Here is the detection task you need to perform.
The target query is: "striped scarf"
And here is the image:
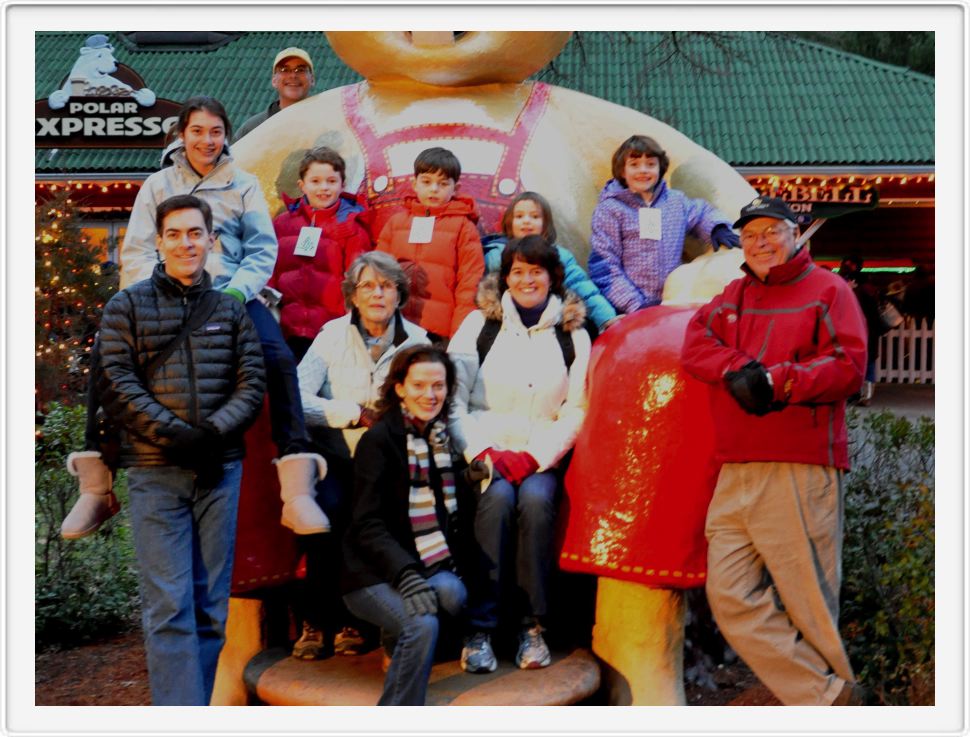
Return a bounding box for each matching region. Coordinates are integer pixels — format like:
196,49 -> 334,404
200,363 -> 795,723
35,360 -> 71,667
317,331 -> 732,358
404,413 -> 456,568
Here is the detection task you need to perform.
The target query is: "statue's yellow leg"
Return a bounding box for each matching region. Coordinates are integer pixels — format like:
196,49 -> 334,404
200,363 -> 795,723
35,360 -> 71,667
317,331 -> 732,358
592,577 -> 687,705
211,597 -> 266,705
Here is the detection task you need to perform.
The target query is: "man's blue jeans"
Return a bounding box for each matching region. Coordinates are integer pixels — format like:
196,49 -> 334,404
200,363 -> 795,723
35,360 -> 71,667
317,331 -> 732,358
344,571 -> 466,705
127,462 -> 242,706
467,471 -> 559,631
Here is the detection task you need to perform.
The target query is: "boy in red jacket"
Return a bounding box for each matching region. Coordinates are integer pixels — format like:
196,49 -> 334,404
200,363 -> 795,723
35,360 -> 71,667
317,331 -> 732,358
270,147 -> 372,361
376,147 -> 484,341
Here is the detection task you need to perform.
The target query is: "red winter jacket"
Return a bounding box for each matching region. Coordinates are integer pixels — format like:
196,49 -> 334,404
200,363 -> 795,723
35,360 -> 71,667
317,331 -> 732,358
376,190 -> 484,338
269,193 -> 372,342
681,247 -> 866,470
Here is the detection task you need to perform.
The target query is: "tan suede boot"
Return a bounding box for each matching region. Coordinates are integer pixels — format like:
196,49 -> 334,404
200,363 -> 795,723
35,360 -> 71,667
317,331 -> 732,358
274,453 -> 331,534
61,451 -> 120,539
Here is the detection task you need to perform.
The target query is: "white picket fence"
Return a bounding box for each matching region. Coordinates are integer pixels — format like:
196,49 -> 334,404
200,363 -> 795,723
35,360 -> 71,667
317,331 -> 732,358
876,319 -> 934,384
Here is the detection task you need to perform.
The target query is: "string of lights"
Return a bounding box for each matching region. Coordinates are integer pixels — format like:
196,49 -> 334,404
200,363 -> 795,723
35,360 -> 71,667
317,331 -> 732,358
35,193 -> 119,406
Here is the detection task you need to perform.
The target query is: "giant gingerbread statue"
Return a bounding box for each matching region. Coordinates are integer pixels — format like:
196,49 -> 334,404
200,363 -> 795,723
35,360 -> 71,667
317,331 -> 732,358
217,31 -> 754,705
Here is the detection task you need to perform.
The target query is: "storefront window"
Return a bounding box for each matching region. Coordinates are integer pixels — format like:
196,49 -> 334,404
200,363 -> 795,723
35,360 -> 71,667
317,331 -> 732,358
80,222 -> 126,264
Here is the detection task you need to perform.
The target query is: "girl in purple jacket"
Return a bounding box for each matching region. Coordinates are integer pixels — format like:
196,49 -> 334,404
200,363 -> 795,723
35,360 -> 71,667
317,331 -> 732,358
588,135 -> 739,314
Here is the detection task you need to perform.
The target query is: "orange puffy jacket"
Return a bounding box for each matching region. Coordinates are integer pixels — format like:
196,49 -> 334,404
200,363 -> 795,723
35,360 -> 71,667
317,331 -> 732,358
376,191 -> 484,338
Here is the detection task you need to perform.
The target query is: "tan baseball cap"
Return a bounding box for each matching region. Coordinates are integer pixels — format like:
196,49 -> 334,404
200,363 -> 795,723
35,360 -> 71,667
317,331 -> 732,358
273,47 -> 313,73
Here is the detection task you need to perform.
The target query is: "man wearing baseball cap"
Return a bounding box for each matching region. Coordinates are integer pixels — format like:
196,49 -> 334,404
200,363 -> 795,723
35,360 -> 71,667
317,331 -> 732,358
681,196 -> 872,705
235,47 -> 315,141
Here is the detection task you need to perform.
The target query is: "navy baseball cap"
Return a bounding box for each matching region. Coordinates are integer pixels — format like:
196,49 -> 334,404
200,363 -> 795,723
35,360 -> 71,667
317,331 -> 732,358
733,197 -> 798,229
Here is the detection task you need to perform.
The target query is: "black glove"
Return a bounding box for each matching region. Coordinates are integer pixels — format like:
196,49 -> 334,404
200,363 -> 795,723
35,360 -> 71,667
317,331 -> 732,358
166,421 -> 222,471
193,457 -> 226,490
396,569 -> 438,617
711,224 -> 741,249
724,361 -> 777,416
463,459 -> 490,485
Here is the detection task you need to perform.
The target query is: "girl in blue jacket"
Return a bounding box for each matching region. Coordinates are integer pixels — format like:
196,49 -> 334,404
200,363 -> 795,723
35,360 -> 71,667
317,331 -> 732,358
483,192 -> 619,335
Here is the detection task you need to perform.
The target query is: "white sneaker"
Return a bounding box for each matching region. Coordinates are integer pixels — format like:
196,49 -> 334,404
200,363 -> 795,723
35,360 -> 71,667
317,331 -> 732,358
461,631 -> 497,673
515,624 -> 551,669
292,622 -> 326,660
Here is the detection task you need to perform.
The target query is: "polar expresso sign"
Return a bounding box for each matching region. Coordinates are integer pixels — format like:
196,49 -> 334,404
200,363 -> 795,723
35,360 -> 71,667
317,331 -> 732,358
35,33 -> 182,148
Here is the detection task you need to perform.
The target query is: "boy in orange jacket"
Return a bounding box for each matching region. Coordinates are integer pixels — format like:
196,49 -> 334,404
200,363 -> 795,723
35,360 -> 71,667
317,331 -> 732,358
376,147 -> 484,340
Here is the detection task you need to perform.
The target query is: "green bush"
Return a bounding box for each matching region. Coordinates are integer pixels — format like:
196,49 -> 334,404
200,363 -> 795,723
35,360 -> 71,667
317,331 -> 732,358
841,410 -> 935,705
35,403 -> 140,648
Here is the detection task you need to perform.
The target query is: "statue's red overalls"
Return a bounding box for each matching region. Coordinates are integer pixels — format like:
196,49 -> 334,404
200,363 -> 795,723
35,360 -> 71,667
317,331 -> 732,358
342,81 -> 552,237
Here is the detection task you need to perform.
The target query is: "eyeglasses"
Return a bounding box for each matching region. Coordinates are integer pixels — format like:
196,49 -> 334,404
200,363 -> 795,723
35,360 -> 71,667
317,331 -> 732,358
740,223 -> 793,245
274,65 -> 311,76
356,280 -> 397,296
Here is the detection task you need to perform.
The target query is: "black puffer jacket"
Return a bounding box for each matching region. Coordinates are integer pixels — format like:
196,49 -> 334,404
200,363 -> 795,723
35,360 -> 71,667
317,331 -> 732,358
98,264 -> 266,467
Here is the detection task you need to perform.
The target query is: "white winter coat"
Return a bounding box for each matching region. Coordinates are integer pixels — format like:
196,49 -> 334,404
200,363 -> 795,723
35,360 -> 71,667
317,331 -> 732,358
297,310 -> 428,457
448,274 -> 591,471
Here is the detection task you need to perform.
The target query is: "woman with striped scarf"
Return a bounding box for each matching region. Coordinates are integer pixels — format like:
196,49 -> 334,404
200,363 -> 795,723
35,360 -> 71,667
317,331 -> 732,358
340,345 -> 469,706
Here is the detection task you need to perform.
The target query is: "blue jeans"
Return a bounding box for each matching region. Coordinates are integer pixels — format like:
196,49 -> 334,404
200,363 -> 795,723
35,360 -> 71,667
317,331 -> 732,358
127,461 -> 242,705
246,299 -> 309,456
343,571 -> 467,705
468,471 -> 559,630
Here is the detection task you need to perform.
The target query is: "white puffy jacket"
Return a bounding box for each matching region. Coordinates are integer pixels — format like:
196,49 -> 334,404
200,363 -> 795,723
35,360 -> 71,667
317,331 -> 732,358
297,310 -> 428,457
448,274 -> 590,471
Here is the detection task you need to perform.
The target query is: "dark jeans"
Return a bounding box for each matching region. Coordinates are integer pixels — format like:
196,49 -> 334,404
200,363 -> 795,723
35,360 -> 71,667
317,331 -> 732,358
286,335 -> 314,364
467,471 -> 559,631
344,571 -> 466,705
293,457 -> 355,635
246,300 -> 309,456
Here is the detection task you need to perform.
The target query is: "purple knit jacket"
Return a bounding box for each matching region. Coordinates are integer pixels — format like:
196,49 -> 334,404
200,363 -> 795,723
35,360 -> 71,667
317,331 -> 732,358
588,179 -> 730,313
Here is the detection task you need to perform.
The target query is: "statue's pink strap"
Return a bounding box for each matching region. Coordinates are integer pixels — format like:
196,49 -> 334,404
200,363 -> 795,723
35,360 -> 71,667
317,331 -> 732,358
342,81 -> 552,200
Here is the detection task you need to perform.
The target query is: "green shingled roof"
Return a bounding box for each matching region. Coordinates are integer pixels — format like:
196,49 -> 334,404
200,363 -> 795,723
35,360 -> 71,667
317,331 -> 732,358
535,32 -> 934,167
35,31 -> 933,175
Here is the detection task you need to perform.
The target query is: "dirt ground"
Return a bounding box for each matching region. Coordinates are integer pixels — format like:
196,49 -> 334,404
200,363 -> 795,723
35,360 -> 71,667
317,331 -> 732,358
35,631 -> 151,706
35,628 -> 778,707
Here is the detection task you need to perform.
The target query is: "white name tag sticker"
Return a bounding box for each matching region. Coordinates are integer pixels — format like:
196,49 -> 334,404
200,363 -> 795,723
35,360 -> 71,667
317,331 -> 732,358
639,208 -> 662,240
293,226 -> 322,257
408,216 -> 435,244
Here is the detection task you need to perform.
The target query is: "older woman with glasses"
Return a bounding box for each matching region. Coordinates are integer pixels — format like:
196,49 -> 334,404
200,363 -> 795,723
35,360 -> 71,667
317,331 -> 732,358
291,251 -> 429,660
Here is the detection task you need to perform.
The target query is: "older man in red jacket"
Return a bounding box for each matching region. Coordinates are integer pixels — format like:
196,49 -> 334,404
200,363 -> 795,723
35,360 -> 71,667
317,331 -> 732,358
681,196 -> 870,706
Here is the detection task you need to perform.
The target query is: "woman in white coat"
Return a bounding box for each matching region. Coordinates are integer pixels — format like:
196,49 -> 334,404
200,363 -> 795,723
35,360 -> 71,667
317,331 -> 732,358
293,250 -> 429,659
447,235 -> 590,673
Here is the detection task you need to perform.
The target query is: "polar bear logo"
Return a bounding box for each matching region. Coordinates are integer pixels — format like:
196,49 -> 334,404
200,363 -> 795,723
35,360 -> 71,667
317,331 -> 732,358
48,34 -> 156,110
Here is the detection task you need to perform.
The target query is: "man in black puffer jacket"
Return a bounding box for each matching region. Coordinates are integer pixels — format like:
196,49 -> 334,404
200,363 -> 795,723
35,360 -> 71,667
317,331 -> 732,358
98,194 -> 265,706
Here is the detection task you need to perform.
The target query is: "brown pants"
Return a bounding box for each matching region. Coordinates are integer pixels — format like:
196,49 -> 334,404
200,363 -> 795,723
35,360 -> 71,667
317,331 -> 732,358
705,462 -> 854,705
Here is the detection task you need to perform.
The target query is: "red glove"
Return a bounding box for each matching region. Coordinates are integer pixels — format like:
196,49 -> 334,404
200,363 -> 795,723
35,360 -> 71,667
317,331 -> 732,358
477,448 -> 519,483
474,448 -> 496,464
493,451 -> 539,485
